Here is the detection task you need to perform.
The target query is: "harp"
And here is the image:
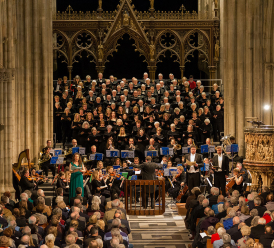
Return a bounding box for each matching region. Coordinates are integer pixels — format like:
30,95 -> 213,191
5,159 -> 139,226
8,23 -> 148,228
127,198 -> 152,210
13,149 -> 31,171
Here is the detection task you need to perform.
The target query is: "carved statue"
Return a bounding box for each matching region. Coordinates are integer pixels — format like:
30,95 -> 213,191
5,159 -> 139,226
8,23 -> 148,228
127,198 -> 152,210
98,0 -> 102,9
214,39 -> 220,59
213,0 -> 218,9
98,44 -> 104,61
123,11 -> 130,26
150,0 -> 154,9
149,43 -> 155,61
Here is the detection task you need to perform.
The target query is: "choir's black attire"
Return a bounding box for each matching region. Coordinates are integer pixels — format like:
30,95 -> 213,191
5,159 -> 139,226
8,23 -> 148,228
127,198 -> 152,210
200,123 -> 213,144
54,107 -> 63,143
87,134 -> 102,153
78,128 -> 91,149
135,134 -> 148,162
71,121 -> 82,140
61,114 -> 72,145
212,110 -> 224,141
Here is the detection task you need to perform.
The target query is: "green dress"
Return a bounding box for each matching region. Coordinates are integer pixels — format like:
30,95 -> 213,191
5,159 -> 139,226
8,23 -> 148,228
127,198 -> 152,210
69,162 -> 84,200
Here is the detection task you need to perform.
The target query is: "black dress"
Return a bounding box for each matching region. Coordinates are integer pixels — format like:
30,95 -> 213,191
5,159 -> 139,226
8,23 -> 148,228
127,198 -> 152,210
78,128 -> 91,149
71,121 -> 82,140
91,179 -> 102,195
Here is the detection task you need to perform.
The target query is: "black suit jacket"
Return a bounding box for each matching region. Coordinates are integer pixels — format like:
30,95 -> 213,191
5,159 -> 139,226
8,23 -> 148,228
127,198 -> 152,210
250,224 -> 265,239
254,205 -> 267,217
133,162 -> 162,180
260,233 -> 274,248
212,154 -> 230,175
184,153 -> 204,171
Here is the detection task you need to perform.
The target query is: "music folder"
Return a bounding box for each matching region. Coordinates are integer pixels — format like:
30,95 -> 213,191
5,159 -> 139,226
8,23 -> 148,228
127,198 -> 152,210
145,150 -> 158,157
50,157 -> 58,164
121,150 -> 135,158
89,153 -> 104,161
160,147 -> 174,156
106,149 -> 120,157
200,145 -> 208,154
54,149 -> 62,156
182,147 -> 190,154
226,145 -> 239,153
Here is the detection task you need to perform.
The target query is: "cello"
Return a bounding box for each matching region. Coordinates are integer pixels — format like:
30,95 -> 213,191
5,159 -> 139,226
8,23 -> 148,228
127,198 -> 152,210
225,171 -> 245,193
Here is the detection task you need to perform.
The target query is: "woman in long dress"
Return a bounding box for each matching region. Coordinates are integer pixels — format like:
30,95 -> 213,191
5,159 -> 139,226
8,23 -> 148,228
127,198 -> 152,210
69,153 -> 85,200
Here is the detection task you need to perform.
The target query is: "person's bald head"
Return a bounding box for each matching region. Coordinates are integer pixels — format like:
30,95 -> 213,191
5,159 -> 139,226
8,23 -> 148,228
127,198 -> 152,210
233,216 -> 240,225
70,212 -> 79,220
40,245 -> 49,248
74,198 -> 81,206
204,207 -> 211,215
21,235 -> 30,245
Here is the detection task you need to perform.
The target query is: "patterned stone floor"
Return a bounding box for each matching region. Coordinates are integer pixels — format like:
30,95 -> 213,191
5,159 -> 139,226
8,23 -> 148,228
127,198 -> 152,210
127,201 -> 191,248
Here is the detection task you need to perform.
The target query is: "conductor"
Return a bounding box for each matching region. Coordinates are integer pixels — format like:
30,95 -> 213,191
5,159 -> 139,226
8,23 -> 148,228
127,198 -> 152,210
129,156 -> 163,209
184,145 -> 204,192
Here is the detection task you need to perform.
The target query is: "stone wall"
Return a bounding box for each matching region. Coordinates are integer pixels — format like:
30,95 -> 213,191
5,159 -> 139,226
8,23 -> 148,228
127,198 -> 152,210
0,0 -> 53,194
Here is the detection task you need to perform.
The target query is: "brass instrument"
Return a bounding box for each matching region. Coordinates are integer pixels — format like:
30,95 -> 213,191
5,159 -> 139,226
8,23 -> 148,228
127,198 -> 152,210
148,145 -> 155,150
83,157 -> 92,163
38,154 -> 51,165
129,144 -> 135,150
173,143 -> 181,150
221,135 -> 237,159
64,148 -> 72,156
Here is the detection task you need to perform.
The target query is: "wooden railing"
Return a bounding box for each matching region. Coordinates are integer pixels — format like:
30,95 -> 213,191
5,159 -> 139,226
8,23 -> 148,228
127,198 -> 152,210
125,180 -> 165,215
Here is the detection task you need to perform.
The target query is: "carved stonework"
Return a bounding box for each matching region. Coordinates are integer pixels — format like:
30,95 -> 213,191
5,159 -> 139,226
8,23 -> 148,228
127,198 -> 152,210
244,127 -> 274,187
245,133 -> 274,162
52,0 -> 219,77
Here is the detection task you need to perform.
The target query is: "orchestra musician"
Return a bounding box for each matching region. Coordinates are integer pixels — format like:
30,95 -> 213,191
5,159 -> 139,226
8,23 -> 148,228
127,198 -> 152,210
106,166 -> 121,196
167,166 -> 186,199
42,140 -> 52,154
236,162 -> 248,192
212,146 -> 229,195
40,147 -> 55,177
20,169 -> 36,192
56,172 -> 69,193
232,168 -> 244,193
184,145 -> 204,192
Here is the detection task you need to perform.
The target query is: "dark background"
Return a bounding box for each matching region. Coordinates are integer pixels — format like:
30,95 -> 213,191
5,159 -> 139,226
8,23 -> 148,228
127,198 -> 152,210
55,0 -> 206,80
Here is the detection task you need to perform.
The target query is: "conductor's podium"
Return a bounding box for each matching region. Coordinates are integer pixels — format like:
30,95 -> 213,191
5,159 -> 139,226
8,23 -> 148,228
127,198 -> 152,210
125,179 -> 165,215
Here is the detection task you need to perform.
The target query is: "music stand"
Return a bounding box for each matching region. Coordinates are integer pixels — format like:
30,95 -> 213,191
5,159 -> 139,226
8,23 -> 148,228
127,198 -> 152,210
121,150 -> 135,159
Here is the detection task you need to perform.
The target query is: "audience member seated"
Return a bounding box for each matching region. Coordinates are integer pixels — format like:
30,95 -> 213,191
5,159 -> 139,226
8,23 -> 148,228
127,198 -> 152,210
250,217 -> 266,239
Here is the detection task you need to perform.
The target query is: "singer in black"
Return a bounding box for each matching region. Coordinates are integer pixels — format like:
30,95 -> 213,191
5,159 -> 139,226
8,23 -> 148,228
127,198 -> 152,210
212,146 -> 229,195
184,145 -> 204,193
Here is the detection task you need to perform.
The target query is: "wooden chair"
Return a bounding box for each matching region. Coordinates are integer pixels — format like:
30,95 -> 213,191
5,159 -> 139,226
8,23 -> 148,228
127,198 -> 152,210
255,239 -> 259,243
207,238 -> 213,248
196,218 -> 200,226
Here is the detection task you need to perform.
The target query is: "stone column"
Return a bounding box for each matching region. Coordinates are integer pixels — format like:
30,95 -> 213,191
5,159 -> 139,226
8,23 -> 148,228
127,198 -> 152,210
220,0 -> 274,155
0,0 -> 53,196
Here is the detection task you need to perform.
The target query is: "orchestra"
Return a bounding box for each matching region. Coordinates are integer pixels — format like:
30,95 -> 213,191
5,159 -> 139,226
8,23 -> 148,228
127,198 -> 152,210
12,74 -> 250,205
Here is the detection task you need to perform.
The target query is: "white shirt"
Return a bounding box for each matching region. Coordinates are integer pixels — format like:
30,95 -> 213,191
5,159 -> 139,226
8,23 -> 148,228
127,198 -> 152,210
188,153 -> 196,173
218,154 -> 222,171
